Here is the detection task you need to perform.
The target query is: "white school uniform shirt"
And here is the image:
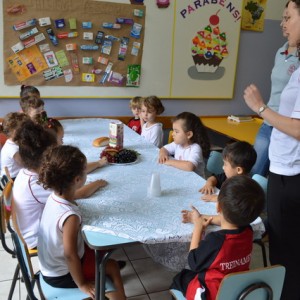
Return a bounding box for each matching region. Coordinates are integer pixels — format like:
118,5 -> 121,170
269,66 -> 300,176
141,122 -> 163,148
164,142 -> 205,178
38,193 -> 84,277
0,139 -> 21,178
13,169 -> 51,249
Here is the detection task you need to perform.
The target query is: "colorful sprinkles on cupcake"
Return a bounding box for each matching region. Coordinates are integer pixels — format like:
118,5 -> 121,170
191,10 -> 229,73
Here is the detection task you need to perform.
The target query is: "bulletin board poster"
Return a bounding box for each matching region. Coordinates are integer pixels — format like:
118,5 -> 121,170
241,0 -> 268,32
3,0 -> 145,88
171,0 -> 243,98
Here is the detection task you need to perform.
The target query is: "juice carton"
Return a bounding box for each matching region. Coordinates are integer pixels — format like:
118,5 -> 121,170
109,122 -> 124,149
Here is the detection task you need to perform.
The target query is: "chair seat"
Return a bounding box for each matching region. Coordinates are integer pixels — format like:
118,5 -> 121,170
170,289 -> 186,300
39,272 -> 115,300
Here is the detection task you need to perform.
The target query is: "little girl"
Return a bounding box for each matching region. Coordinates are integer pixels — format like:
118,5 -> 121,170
37,145 -> 126,300
140,95 -> 165,148
13,120 -> 107,249
0,112 -> 30,178
159,112 -> 210,178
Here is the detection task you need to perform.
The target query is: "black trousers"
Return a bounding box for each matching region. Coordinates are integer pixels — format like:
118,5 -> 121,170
268,172 -> 300,300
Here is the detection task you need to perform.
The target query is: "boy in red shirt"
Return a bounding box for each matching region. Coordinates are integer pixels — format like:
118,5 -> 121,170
127,96 -> 143,134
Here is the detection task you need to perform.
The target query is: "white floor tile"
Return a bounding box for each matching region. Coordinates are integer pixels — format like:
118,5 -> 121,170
127,295 -> 150,300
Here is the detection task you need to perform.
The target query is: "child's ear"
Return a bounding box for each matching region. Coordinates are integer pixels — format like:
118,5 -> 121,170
187,131 -> 193,139
236,167 -> 244,174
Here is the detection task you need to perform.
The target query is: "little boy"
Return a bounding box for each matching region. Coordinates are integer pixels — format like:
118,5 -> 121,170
200,141 -> 257,202
127,96 -> 143,134
171,175 -> 265,300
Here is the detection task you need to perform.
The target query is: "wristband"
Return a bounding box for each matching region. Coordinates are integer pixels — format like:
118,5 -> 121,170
258,105 -> 268,116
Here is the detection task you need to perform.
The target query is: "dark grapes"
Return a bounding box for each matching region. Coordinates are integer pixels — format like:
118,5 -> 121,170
100,147 -> 139,164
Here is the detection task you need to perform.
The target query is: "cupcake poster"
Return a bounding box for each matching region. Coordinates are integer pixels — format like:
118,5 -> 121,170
171,0 -> 243,98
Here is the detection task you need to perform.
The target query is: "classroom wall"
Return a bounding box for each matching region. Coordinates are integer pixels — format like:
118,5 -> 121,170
0,17 -> 286,118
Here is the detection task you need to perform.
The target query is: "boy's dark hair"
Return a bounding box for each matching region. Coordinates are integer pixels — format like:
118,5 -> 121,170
172,112 -> 211,159
218,175 -> 264,227
142,95 -> 165,115
14,120 -> 57,170
222,141 -> 257,174
38,145 -> 86,195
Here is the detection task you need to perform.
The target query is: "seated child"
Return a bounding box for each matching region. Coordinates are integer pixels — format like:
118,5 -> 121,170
38,145 -> 126,300
20,90 -> 45,121
200,141 -> 257,202
13,120 -> 107,249
128,96 -> 143,134
171,175 -> 265,300
0,112 -> 30,179
159,112 -> 210,178
140,95 -> 165,148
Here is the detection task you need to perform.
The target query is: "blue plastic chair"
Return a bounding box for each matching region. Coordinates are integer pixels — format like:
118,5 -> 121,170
170,265 -> 285,300
206,150 -> 224,175
252,174 -> 268,196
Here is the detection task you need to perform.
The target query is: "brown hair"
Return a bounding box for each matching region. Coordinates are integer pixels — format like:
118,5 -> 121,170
20,95 -> 44,114
1,112 -> 30,138
142,96 -> 165,115
38,145 -> 86,195
129,96 -> 143,109
20,85 -> 40,99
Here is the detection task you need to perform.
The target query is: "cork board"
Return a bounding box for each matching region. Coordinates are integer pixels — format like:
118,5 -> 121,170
3,0 -> 145,88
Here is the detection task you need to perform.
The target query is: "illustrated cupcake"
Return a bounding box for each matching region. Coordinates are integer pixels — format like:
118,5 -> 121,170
191,11 -> 229,73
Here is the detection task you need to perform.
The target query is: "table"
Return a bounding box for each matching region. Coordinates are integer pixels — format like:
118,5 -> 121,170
201,116 -> 263,145
61,118 -> 265,299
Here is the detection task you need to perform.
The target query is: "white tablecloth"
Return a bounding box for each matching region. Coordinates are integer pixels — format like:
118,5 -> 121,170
62,118 -> 265,271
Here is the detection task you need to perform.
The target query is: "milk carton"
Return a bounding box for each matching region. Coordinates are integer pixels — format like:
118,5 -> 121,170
109,121 -> 124,149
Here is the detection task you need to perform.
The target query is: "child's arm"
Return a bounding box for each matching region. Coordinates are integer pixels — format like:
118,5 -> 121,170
86,157 -> 108,174
63,215 -> 95,298
158,147 -> 169,163
201,194 -> 218,202
74,179 -> 108,199
13,152 -> 23,167
163,159 -> 195,171
199,176 -> 217,194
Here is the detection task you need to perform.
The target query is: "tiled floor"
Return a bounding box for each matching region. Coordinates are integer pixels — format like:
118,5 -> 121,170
0,234 -> 269,300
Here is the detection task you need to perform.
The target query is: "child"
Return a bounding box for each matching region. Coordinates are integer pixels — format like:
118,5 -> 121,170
20,92 -> 45,121
128,96 -> 143,134
13,120 -> 107,249
140,95 -> 165,148
159,112 -> 210,178
171,175 -> 265,300
0,112 -> 30,179
20,84 -> 40,100
37,145 -> 126,300
42,117 -> 108,173
200,141 -> 257,202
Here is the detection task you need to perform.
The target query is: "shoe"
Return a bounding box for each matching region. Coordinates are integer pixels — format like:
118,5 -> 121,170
117,260 -> 126,270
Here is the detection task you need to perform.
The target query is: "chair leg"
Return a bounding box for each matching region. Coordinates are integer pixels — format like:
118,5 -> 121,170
8,264 -> 20,300
254,239 -> 268,267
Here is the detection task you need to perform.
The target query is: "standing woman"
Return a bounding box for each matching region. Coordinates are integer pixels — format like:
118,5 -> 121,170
244,1 -> 300,298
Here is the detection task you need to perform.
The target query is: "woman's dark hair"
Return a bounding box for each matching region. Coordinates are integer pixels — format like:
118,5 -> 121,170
14,120 -> 57,170
172,112 -> 211,159
218,175 -> 264,227
222,141 -> 257,174
38,145 -> 86,195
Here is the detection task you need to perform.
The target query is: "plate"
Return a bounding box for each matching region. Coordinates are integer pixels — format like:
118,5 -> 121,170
109,157 -> 139,166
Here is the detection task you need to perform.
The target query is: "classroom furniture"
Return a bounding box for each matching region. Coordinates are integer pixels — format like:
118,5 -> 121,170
61,118 -> 266,299
201,116 -> 263,145
206,150 -> 224,175
170,265 -> 285,300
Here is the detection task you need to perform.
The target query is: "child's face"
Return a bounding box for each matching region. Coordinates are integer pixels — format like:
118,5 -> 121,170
27,106 -> 44,119
131,106 -> 140,118
140,104 -> 157,124
223,159 -> 241,178
172,120 -> 191,147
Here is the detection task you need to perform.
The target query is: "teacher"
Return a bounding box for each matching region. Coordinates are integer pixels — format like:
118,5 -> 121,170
243,1 -> 300,299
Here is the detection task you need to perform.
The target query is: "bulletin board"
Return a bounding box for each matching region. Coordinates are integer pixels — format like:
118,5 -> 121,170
1,0 -> 242,99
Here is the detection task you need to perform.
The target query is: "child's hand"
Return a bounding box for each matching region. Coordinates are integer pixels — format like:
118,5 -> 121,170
201,194 -> 218,202
158,147 -> 169,164
95,179 -> 108,188
181,205 -> 201,224
98,156 -> 108,168
199,183 -> 215,195
79,281 -> 95,299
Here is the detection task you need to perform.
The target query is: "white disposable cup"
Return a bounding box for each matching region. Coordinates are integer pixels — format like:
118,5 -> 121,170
148,172 -> 161,197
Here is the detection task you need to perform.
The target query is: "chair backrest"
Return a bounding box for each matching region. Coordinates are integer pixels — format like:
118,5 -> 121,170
206,150 -> 223,175
11,231 -> 39,300
168,130 -> 174,144
216,265 -> 285,300
252,174 -> 268,196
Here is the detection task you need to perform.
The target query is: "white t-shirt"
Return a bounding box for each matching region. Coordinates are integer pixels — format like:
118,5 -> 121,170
1,139 -> 21,178
269,66 -> 300,176
141,123 -> 163,148
13,169 -> 51,249
164,142 -> 205,177
38,193 -> 84,277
